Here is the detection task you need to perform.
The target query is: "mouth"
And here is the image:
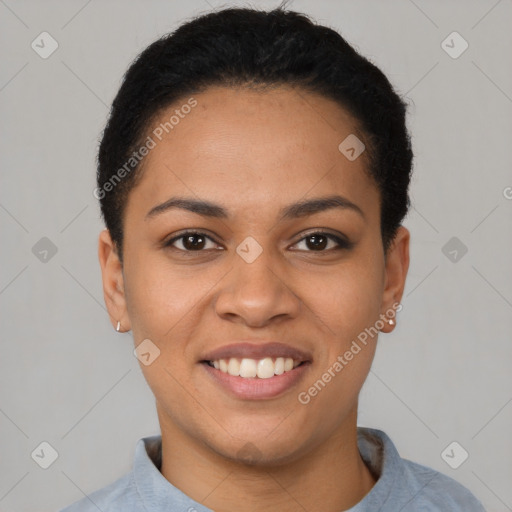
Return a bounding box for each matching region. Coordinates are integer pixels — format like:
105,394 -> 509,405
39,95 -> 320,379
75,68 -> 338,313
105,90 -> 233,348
202,357 -> 305,378
199,342 -> 312,400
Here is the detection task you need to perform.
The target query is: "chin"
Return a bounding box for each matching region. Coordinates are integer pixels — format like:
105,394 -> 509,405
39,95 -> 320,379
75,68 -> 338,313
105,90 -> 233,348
211,433 -> 308,467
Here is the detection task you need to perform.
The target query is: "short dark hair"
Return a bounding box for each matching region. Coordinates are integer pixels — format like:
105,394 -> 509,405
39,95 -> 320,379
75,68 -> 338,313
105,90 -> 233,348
97,3 -> 413,260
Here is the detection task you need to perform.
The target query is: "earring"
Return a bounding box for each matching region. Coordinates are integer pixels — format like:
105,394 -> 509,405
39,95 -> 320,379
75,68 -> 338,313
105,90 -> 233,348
116,321 -> 121,332
388,319 -> 395,326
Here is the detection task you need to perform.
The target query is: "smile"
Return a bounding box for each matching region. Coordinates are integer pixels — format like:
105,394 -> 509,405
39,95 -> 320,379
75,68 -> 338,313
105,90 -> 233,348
207,357 -> 302,379
200,341 -> 312,399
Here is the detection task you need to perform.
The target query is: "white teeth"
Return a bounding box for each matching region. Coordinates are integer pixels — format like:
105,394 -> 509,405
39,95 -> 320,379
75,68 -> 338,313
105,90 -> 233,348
209,356 -> 302,378
227,358 -> 241,376
239,358 -> 257,378
257,357 -> 275,379
274,357 -> 285,375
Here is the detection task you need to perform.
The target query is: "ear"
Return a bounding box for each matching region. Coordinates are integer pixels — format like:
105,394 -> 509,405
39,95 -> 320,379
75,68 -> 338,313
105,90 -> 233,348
98,229 -> 131,332
380,226 -> 410,333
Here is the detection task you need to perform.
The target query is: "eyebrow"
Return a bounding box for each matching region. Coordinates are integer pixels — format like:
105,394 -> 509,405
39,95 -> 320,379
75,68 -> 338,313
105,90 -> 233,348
145,194 -> 365,221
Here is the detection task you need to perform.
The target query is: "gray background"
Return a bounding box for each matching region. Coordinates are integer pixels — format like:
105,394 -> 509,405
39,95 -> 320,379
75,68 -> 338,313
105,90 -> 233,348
1,0 -> 511,511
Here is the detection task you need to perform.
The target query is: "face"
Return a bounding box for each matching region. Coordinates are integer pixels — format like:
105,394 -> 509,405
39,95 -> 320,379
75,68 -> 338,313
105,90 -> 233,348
99,85 -> 409,465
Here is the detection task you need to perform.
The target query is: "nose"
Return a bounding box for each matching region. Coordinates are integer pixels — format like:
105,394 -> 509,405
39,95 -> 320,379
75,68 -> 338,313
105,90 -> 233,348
214,245 -> 301,328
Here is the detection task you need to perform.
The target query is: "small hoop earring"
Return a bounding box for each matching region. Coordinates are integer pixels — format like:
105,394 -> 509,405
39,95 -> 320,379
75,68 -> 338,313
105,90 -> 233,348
116,321 -> 121,332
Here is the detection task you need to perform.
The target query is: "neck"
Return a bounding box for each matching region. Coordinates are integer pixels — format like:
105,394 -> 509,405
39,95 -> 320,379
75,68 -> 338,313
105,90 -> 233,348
157,405 -> 376,512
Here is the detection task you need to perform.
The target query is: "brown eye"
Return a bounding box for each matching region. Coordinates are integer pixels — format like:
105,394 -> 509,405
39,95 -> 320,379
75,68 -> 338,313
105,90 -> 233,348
166,232 -> 219,251
182,234 -> 206,250
292,232 -> 352,252
305,234 -> 329,250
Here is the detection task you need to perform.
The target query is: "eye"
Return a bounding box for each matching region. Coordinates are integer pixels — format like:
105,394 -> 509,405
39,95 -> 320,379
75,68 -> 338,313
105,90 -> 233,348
165,231 -> 221,252
291,231 -> 352,252
164,230 -> 352,253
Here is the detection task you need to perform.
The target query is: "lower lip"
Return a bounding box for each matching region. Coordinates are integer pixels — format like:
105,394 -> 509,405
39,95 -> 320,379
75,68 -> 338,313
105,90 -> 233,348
201,362 -> 311,400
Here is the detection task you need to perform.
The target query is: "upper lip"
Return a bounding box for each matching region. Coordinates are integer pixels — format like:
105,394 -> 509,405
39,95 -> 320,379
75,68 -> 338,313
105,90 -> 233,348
201,342 -> 312,363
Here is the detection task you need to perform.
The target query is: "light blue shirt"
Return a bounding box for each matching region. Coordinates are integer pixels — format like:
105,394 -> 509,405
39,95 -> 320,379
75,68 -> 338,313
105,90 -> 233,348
60,427 -> 485,511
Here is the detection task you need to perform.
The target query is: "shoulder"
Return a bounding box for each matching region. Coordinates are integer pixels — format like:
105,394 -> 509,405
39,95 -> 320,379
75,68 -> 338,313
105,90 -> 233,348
398,458 -> 486,511
58,472 -> 141,512
356,427 -> 486,512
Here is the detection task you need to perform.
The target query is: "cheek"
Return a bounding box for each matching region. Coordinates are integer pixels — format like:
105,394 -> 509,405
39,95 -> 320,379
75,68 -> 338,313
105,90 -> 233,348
294,255 -> 383,407
123,253 -> 214,341
304,259 -> 384,344
296,283 -> 380,434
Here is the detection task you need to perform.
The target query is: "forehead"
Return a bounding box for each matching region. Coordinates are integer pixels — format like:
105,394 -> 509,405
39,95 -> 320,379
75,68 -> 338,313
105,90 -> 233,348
127,85 -> 378,220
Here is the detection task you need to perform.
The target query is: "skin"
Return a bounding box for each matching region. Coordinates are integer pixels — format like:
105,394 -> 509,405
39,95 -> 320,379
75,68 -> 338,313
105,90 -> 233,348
98,85 -> 409,512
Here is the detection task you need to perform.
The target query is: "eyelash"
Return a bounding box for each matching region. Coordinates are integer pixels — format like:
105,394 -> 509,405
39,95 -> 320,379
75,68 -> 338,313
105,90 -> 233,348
164,230 -> 353,253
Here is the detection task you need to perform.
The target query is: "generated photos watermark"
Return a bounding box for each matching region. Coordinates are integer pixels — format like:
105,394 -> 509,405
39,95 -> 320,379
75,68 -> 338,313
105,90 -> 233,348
298,302 -> 402,405
93,97 -> 197,200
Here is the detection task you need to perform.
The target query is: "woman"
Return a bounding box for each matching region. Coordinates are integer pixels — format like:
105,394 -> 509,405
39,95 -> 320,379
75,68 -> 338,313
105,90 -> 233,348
61,4 -> 485,511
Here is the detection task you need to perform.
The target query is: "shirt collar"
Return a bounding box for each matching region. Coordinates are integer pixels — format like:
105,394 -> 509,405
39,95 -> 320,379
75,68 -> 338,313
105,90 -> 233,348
132,427 -> 401,511
133,434 -> 212,511
353,427 -> 403,510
